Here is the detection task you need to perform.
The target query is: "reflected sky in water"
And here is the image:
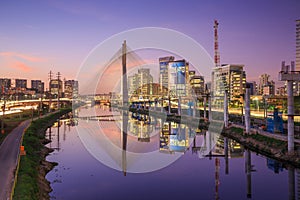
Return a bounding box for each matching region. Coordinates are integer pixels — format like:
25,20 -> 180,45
46,106 -> 297,200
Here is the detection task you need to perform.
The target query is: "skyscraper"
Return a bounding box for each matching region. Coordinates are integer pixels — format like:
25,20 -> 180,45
50,79 -> 63,97
31,80 -> 44,93
247,81 -> 257,95
64,80 -> 79,98
0,78 -> 11,93
128,68 -> 153,97
159,56 -> 174,95
136,68 -> 153,96
167,59 -> 189,97
15,79 -> 27,89
258,74 -> 270,95
212,64 -> 246,104
189,75 -> 205,96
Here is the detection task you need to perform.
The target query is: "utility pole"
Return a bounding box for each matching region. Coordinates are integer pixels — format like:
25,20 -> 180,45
48,70 -> 53,112
57,72 -> 61,110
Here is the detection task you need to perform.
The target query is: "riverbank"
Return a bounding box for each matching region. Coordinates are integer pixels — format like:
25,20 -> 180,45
222,126 -> 300,168
12,108 -> 72,200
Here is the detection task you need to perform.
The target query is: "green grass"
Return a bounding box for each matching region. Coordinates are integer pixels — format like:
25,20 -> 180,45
229,127 -> 244,134
0,110 -> 39,145
248,133 -> 287,149
13,108 -> 72,200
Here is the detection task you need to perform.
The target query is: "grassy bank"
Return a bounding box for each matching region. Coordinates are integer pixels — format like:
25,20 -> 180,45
0,110 -> 39,145
222,126 -> 300,167
13,108 -> 72,200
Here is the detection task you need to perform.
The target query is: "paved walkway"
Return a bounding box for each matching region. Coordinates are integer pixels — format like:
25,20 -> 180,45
0,111 -> 59,200
231,124 -> 300,144
0,120 -> 31,200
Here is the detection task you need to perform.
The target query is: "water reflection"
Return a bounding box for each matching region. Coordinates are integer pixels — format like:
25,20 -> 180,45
159,121 -> 190,154
45,106 -> 300,200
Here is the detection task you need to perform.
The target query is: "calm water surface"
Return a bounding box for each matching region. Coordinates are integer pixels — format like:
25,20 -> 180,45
46,106 -> 299,200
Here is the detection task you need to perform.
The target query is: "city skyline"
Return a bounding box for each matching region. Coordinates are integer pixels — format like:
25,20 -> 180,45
1,1 -> 300,90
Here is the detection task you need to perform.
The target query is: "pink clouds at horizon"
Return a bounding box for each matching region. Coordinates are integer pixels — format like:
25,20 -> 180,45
9,61 -> 32,72
0,51 -> 46,62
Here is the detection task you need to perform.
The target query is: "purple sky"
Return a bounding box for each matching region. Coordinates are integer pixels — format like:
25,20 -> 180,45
0,0 -> 299,89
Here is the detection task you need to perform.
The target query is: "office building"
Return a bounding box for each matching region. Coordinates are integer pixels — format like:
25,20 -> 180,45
31,80 -> 44,93
276,86 -> 286,96
211,64 -> 246,104
263,80 -> 275,96
50,79 -> 63,97
159,56 -> 174,96
247,81 -> 257,95
15,79 -> 27,89
189,75 -> 205,96
258,74 -> 270,95
64,80 -> 79,98
168,59 -> 189,97
0,78 -> 11,94
128,68 -> 153,97
136,68 -> 153,96
128,75 -> 137,95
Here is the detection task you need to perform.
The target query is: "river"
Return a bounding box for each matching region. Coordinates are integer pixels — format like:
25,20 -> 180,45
45,105 -> 299,200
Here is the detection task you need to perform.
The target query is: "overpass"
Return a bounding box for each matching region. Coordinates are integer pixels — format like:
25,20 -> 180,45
0,98 -> 73,113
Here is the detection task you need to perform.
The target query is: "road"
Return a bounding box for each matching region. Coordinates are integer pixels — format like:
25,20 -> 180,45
0,120 -> 30,200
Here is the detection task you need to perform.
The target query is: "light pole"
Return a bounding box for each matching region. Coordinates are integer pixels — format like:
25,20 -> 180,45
1,81 -> 7,134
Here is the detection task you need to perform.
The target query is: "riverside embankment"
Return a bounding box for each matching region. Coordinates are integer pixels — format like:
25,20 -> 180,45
12,108 -> 72,200
222,125 -> 300,168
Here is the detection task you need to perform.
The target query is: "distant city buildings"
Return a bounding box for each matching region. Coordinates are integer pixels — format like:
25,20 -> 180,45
263,81 -> 275,96
0,78 -> 11,94
128,68 -> 153,97
189,74 -> 205,96
15,79 -> 27,89
211,64 -> 246,104
0,76 -> 79,100
159,56 -> 174,96
168,59 -> 189,97
31,80 -> 44,94
49,79 -> 63,98
159,57 -> 190,97
64,80 -> 79,98
276,86 -> 286,96
247,81 -> 257,95
258,74 -> 270,95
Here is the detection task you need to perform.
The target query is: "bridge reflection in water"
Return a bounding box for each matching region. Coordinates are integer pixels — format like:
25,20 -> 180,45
45,105 -> 300,200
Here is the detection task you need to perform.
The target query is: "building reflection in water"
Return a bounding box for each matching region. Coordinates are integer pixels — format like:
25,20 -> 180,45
74,104 -> 300,198
46,113 -> 78,151
159,121 -> 191,154
267,158 -> 284,174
